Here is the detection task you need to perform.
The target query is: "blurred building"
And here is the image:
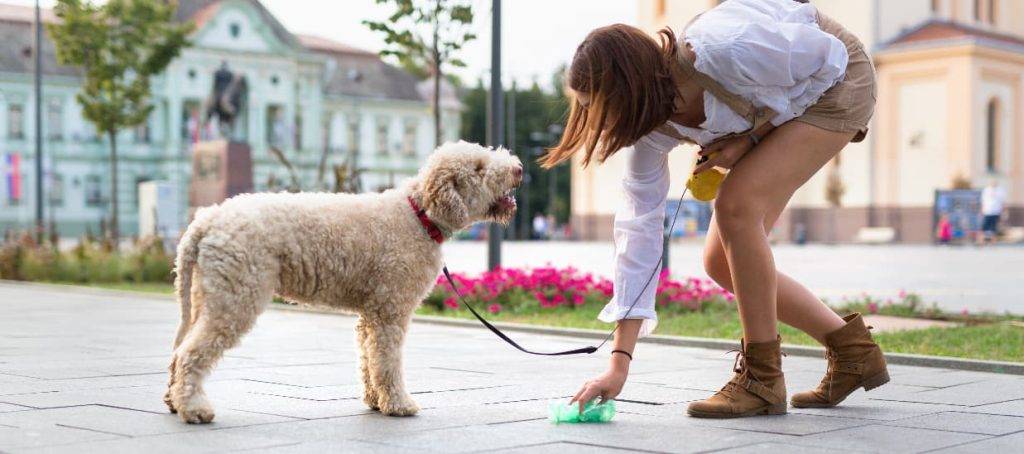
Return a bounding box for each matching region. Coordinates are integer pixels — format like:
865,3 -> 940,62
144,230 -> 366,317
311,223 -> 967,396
0,0 -> 460,237
572,0 -> 1023,242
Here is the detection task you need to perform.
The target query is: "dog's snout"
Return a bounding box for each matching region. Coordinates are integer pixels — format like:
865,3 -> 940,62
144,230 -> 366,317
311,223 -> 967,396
513,165 -> 523,179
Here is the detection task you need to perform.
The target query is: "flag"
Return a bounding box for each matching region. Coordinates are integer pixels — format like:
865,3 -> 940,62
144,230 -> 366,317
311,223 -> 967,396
4,153 -> 20,202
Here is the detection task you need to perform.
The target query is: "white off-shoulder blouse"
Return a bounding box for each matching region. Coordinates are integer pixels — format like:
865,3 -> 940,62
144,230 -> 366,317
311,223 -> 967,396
598,0 -> 849,337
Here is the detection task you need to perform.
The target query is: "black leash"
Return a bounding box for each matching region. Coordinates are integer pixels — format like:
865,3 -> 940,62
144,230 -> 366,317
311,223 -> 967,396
441,187 -> 690,356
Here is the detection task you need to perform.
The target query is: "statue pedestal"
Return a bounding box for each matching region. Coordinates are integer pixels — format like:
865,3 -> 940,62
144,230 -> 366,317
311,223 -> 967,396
189,140 -> 253,214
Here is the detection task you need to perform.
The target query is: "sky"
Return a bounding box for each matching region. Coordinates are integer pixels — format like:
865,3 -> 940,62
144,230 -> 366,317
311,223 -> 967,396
15,0 -> 636,89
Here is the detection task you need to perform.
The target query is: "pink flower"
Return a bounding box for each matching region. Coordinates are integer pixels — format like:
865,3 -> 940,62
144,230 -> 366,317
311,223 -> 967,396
867,302 -> 878,314
961,308 -> 969,316
572,293 -> 585,306
443,297 -> 459,310
488,303 -> 502,314
898,289 -> 907,299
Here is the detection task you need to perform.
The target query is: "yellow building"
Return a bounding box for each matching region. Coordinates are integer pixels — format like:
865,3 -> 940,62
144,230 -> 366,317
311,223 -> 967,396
571,0 -> 1024,242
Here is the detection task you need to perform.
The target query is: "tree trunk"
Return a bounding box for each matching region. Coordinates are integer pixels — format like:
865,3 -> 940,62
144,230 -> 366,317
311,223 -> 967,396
107,129 -> 120,246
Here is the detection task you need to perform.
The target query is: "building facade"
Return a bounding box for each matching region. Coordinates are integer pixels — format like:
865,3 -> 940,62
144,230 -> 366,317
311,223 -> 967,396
572,0 -> 1023,242
0,0 -> 460,238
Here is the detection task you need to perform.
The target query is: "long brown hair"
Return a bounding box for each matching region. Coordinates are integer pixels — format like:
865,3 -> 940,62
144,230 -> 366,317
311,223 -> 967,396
542,25 -> 681,168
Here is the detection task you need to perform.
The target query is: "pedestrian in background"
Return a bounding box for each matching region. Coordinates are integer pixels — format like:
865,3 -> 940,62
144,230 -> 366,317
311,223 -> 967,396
980,180 -> 1006,245
936,214 -> 953,245
532,213 -> 548,240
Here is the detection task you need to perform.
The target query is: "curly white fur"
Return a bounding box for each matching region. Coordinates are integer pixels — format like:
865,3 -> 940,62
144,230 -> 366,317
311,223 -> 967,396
164,141 -> 522,423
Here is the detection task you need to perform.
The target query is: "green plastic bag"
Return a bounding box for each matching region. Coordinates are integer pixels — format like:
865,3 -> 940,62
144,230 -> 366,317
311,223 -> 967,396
549,399 -> 616,424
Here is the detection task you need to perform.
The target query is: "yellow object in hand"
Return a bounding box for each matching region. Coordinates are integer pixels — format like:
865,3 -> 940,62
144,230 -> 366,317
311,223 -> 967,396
686,153 -> 726,201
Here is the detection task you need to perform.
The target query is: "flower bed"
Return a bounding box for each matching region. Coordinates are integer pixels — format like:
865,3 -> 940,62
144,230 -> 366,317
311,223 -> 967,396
424,266 -> 735,315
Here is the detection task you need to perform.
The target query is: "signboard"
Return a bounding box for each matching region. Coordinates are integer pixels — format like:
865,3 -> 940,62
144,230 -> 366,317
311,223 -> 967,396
665,199 -> 712,238
934,189 -> 982,242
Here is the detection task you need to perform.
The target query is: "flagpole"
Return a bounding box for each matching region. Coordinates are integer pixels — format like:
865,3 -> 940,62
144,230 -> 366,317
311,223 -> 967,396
33,0 -> 44,241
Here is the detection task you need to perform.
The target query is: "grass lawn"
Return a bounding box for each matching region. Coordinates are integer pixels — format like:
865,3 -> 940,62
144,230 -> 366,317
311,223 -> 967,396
77,281 -> 1022,363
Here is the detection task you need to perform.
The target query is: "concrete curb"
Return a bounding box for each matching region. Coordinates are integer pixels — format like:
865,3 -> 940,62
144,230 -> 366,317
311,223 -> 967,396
4,280 -> 1022,375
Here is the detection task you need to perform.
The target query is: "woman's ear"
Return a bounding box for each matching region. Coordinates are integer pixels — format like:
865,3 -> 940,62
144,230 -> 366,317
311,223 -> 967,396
422,170 -> 469,229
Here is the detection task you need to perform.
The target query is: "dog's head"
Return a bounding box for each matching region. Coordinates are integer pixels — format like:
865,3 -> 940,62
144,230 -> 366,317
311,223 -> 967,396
414,141 -> 522,232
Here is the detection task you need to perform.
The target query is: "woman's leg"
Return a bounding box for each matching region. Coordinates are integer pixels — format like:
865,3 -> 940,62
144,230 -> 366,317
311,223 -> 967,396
703,206 -> 844,344
710,121 -> 853,343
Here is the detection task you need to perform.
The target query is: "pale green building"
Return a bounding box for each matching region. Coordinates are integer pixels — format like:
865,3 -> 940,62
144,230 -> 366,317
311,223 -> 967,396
0,0 -> 461,237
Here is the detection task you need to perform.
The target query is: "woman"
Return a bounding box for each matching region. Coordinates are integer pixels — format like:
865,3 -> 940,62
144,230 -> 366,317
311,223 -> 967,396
544,0 -> 889,418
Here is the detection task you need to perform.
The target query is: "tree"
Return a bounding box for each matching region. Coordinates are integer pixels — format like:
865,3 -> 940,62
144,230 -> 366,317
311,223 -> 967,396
364,0 -> 475,147
49,0 -> 192,243
461,71 -> 571,239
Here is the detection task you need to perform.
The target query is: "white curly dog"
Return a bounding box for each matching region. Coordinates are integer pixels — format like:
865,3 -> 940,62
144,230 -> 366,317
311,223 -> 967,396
164,141 -> 522,423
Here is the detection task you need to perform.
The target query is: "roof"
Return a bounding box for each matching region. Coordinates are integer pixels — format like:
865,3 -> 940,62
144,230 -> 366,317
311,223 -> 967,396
176,0 -> 300,49
881,20 -> 1024,53
295,34 -> 374,56
313,46 -> 425,102
0,5 -> 77,77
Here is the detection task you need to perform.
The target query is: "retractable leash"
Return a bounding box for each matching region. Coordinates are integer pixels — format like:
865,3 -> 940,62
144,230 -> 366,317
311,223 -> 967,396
441,185 -> 691,356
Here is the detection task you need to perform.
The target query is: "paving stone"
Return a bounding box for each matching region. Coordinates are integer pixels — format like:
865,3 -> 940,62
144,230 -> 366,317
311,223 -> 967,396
931,431 -> 1024,453
876,379 -> 1024,406
0,423 -> 125,450
21,428 -> 299,453
790,395 -> 961,421
960,399 -> 1024,417
692,413 -> 872,436
0,404 -> 296,438
491,441 -> 654,453
0,402 -> 32,413
791,424 -> 990,452
242,439 -> 431,453
713,441 -> 858,453
886,411 -> 1024,435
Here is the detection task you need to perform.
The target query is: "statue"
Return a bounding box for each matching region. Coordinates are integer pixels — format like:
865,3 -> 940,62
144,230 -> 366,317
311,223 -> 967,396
204,61 -> 248,138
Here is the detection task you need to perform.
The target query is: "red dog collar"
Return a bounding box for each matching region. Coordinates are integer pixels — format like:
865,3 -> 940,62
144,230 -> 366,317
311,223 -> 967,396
408,197 -> 446,244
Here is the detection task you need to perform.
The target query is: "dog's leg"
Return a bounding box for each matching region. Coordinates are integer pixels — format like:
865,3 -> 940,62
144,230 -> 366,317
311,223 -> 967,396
169,287 -> 266,424
364,312 -> 419,416
165,277 -> 203,414
356,316 -> 380,410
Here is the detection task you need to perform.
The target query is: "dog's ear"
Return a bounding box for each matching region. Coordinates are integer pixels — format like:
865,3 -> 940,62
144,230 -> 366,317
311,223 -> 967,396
422,167 -> 469,229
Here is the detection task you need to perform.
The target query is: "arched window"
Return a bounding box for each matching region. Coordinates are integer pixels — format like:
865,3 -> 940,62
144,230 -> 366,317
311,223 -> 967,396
986,98 -> 1000,173
974,0 -> 982,21
989,0 -> 998,24
931,0 -> 941,14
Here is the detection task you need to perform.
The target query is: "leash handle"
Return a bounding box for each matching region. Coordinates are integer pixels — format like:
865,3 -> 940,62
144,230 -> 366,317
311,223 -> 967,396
441,187 -> 690,357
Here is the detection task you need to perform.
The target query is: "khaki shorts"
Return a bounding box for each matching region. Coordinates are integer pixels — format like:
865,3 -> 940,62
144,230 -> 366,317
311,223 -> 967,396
796,13 -> 877,143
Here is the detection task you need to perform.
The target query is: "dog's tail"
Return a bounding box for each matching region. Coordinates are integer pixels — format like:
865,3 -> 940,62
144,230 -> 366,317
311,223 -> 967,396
172,221 -> 204,350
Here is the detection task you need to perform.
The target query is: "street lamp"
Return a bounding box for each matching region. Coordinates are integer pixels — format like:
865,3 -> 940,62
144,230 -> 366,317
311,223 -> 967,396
487,0 -> 503,270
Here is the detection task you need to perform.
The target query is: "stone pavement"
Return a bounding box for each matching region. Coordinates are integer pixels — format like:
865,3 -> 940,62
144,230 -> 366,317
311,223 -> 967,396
2,282 -> 1023,453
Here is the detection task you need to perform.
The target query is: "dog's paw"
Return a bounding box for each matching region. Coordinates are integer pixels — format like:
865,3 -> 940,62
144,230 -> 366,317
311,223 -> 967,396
363,392 -> 381,411
379,394 -> 419,417
177,395 -> 216,424
163,390 -> 177,414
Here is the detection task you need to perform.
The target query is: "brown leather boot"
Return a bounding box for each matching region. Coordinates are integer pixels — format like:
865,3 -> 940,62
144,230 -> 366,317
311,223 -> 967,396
791,313 -> 890,408
687,338 -> 787,418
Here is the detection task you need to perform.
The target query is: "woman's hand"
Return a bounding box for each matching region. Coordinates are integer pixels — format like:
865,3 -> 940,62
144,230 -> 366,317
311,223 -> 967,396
570,356 -> 630,413
692,134 -> 755,175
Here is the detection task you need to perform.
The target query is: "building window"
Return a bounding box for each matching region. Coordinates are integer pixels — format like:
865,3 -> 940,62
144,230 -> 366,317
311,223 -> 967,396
229,22 -> 241,38
402,118 -> 418,156
182,100 -> 201,142
46,99 -> 63,141
294,113 -> 303,150
8,104 -> 24,140
134,122 -> 150,143
48,173 -> 64,207
347,115 -> 360,154
974,0 -> 981,20
266,105 -> 285,148
376,117 -> 390,155
989,0 -> 997,24
85,174 -> 103,206
985,98 -> 1000,173
931,0 -> 940,13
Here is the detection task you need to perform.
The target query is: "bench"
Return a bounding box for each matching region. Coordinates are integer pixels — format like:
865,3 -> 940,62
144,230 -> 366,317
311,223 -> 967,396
855,227 -> 896,244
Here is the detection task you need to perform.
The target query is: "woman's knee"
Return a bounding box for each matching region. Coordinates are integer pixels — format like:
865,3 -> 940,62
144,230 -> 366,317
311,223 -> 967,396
713,189 -> 766,236
703,245 -> 732,289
